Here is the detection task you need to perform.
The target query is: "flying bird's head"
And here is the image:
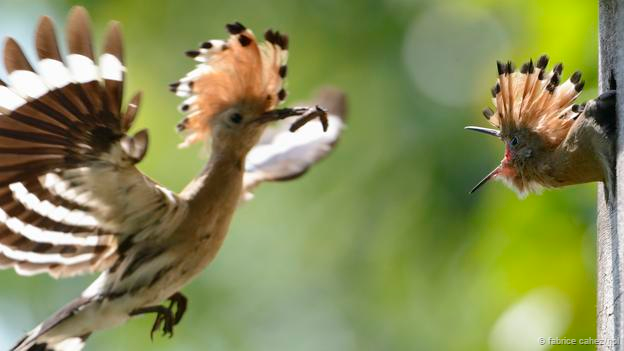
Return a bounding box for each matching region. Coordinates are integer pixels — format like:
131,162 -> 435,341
171,22 -> 292,155
466,55 -> 586,196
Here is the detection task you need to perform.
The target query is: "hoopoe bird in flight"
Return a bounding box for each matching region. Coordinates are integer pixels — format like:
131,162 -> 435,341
465,55 -> 616,197
2,6 -> 347,351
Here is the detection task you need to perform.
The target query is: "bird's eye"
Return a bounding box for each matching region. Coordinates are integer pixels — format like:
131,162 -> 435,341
230,113 -> 243,124
510,136 -> 519,147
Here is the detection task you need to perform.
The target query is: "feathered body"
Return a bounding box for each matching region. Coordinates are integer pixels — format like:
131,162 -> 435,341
1,7 -> 346,351
467,55 -> 615,196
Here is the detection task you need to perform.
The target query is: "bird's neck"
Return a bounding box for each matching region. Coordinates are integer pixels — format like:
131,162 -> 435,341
541,136 -> 606,187
172,146 -> 247,276
181,147 -> 246,214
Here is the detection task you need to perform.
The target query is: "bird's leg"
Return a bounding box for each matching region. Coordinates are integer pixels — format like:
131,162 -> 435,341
130,305 -> 175,339
254,105 -> 328,132
167,292 -> 188,325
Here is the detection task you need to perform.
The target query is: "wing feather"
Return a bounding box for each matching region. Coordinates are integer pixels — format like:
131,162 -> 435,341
101,21 -> 124,116
4,38 -> 35,72
0,6 -> 183,278
35,16 -> 63,61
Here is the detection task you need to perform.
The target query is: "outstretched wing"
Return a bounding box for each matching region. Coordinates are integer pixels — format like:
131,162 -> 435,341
0,7 -> 182,278
242,87 -> 347,201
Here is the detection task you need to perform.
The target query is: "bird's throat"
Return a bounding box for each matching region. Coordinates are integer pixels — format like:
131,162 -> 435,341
181,149 -> 246,212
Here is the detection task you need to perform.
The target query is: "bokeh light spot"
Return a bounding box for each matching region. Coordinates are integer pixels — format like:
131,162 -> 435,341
403,4 -> 509,107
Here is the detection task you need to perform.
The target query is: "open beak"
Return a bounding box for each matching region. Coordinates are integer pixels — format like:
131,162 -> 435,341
465,125 -> 503,194
254,106 -> 328,132
464,126 -> 501,138
470,166 -> 500,194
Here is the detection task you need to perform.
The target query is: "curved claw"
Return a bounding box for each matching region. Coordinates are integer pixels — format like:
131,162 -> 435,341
130,304 -> 177,340
150,307 -> 174,339
168,292 -> 188,325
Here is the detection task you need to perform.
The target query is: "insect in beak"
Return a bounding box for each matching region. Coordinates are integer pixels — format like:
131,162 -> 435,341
464,126 -> 501,138
470,166 -> 500,194
254,106 -> 328,132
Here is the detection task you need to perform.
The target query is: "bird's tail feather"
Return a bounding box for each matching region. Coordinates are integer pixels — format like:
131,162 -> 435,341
12,334 -> 90,351
11,297 -> 94,351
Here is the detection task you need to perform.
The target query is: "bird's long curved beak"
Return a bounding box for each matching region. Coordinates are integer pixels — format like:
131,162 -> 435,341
470,166 -> 500,194
465,126 -> 502,193
464,126 -> 501,138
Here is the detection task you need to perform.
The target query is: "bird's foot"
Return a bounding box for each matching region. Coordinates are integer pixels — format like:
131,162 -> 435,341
150,307 -> 175,339
167,292 -> 188,325
130,299 -> 182,340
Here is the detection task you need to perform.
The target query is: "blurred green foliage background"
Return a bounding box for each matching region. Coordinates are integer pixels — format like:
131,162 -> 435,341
0,0 -> 601,350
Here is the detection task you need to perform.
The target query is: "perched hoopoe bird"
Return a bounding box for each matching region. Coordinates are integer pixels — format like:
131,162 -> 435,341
466,54 -> 616,197
3,7 -> 347,351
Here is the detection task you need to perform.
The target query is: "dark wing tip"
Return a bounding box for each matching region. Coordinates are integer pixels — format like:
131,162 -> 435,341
35,15 -> 63,61
103,21 -> 124,62
36,16 -> 55,36
4,37 -> 34,72
66,5 -> 94,58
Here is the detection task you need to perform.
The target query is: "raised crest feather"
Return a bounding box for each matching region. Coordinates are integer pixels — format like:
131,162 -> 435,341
466,54 -> 603,196
171,22 -> 289,147
487,54 -> 584,146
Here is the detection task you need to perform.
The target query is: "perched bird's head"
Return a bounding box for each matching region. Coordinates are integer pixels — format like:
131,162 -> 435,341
466,55 -> 586,196
171,22 -> 290,154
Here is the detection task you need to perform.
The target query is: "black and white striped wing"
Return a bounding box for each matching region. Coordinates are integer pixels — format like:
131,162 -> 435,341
243,87 -> 347,200
0,7 -> 178,278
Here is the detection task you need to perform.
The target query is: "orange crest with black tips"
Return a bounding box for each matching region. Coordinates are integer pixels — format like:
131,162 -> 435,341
467,55 -> 587,196
484,55 -> 585,145
170,22 -> 289,147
